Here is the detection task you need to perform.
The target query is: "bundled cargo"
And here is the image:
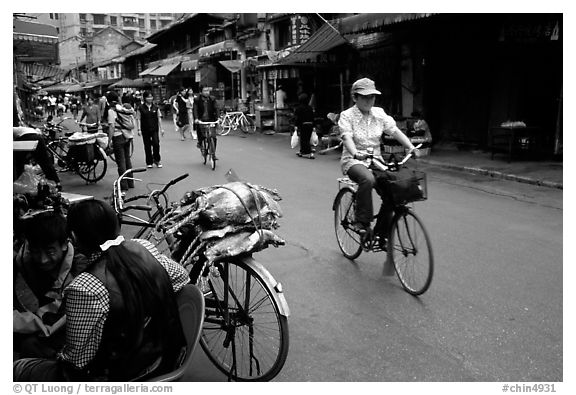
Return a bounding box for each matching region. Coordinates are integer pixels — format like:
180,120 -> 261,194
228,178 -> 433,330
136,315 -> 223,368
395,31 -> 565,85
158,181 -> 285,268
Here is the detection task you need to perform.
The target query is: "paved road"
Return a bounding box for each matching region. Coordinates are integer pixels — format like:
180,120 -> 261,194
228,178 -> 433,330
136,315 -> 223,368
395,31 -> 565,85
57,121 -> 563,382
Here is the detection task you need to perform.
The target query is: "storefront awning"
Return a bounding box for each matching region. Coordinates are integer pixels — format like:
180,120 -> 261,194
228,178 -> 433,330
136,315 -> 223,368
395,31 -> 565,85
148,62 -> 180,76
181,59 -> 199,71
219,60 -> 242,73
199,40 -> 241,57
139,64 -> 160,77
340,13 -> 435,34
276,22 -> 351,65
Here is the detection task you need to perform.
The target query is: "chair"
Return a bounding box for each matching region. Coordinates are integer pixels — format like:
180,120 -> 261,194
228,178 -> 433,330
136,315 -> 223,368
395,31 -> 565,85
147,284 -> 205,382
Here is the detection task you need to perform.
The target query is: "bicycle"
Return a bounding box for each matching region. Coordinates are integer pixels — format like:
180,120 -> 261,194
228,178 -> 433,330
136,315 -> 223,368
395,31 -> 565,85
218,111 -> 256,136
112,168 -> 290,381
333,145 -> 433,296
197,121 -> 219,170
43,120 -> 108,183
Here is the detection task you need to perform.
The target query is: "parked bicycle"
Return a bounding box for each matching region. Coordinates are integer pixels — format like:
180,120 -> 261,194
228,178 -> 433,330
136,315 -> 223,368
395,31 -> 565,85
218,111 -> 256,136
43,120 -> 108,183
333,145 -> 433,295
112,168 -> 290,381
197,120 -> 219,170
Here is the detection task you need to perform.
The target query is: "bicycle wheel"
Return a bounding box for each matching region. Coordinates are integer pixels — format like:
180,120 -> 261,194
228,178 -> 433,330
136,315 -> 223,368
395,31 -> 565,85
218,116 -> 231,136
201,138 -> 208,165
209,137 -> 216,171
387,209 -> 433,296
239,116 -> 256,134
76,146 -> 107,183
333,188 -> 363,260
200,259 -> 289,381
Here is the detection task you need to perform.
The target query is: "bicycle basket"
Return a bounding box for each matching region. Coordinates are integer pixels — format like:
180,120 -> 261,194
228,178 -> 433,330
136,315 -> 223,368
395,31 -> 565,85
68,143 -> 95,163
388,170 -> 427,205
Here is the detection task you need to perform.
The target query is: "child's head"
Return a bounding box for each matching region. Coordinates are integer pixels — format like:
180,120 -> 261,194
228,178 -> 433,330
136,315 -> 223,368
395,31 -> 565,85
23,211 -> 69,273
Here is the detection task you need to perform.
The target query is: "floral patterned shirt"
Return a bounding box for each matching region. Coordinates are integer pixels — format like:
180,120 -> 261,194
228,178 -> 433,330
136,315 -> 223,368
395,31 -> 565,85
338,105 -> 401,175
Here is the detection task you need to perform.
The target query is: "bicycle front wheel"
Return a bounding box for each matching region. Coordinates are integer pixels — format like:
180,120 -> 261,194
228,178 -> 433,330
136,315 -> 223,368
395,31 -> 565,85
209,137 -> 216,171
387,210 -> 433,296
333,188 -> 363,260
201,259 -> 289,381
218,117 -> 231,136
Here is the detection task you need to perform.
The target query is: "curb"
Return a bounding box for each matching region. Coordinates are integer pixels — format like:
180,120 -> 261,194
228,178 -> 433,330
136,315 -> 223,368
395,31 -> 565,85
419,158 -> 563,190
259,133 -> 563,190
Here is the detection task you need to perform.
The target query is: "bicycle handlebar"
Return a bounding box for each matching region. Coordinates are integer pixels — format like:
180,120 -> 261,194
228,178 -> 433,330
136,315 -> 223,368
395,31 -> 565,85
367,143 -> 423,171
159,173 -> 189,195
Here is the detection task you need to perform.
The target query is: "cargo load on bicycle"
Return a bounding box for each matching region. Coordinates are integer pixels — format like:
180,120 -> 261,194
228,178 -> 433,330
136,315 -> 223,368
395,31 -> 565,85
158,181 -> 285,268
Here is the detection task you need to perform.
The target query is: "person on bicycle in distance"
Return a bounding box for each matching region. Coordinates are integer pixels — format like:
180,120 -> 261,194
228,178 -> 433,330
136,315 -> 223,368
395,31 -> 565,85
193,86 -> 219,159
13,199 -> 189,381
339,77 -> 419,234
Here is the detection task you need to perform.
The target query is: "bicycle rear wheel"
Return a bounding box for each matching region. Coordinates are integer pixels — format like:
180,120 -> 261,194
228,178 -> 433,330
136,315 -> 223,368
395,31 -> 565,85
387,209 -> 433,296
76,146 -> 107,183
200,259 -> 289,381
240,116 -> 256,134
333,188 -> 363,260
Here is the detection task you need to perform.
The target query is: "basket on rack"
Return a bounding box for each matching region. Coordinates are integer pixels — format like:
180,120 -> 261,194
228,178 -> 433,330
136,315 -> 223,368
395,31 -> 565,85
388,170 -> 427,205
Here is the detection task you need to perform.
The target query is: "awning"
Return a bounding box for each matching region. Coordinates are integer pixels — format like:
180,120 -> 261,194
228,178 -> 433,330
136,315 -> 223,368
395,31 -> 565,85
82,78 -> 120,89
65,84 -> 84,93
139,64 -> 160,77
181,59 -> 199,71
148,62 -> 180,76
340,13 -> 435,34
199,40 -> 241,58
219,60 -> 242,73
109,78 -> 151,88
44,82 -> 75,93
276,22 -> 351,65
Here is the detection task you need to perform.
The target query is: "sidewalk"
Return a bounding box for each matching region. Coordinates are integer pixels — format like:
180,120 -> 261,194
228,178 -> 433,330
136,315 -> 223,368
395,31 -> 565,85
270,132 -> 563,190
418,142 -> 563,190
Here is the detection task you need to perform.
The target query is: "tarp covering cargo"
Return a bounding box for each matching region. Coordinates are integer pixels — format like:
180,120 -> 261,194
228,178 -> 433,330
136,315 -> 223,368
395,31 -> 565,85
158,181 -> 285,268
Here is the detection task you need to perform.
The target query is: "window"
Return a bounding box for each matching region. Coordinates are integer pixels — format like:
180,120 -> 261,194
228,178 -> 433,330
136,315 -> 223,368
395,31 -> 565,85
110,16 -> 117,26
80,27 -> 87,36
49,13 -> 53,19
56,27 -> 60,34
55,13 -> 58,20
139,18 -> 145,28
276,19 -> 291,49
123,16 -> 137,27
93,14 -> 106,25
161,19 -> 170,28
79,13 -> 86,22
150,20 -> 156,30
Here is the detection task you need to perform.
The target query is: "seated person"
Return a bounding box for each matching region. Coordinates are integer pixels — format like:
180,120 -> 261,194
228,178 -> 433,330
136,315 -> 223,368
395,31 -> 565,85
14,199 -> 190,381
14,211 -> 88,359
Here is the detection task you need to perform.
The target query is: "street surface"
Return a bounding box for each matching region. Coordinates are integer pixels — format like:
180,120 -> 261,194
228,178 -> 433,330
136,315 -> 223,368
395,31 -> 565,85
56,119 -> 563,382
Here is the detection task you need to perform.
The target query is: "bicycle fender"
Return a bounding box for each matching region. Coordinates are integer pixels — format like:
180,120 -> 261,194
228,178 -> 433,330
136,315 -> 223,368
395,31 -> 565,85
332,187 -> 355,211
96,145 -> 108,160
240,256 -> 291,318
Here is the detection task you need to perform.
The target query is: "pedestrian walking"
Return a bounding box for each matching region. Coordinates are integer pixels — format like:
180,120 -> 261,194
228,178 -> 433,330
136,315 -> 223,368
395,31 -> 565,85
47,95 -> 57,117
104,91 -> 135,193
294,93 -> 315,159
136,91 -> 164,168
168,93 -> 178,133
173,88 -> 191,141
186,88 -> 197,140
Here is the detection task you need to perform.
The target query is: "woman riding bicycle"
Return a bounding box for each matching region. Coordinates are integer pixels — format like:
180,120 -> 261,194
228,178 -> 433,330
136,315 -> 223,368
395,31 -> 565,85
339,78 -> 420,234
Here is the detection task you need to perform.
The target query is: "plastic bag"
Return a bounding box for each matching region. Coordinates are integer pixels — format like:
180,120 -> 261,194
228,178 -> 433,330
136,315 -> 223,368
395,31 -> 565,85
290,130 -> 299,149
13,165 -> 43,195
311,129 -> 319,146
